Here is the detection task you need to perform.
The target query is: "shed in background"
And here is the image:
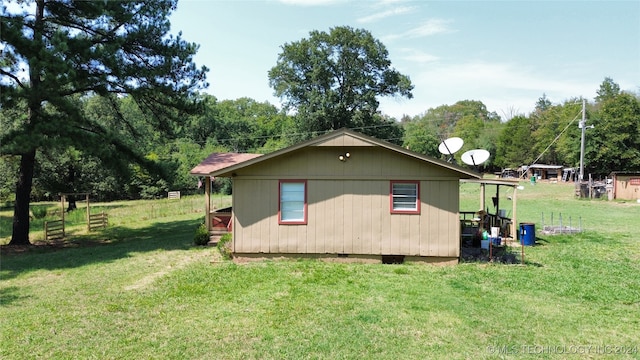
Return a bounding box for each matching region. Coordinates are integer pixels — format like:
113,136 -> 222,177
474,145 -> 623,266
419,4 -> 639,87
609,172 -> 640,201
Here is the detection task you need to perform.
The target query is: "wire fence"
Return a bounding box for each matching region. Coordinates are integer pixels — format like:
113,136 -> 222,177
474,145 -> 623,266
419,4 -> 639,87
540,212 -> 583,235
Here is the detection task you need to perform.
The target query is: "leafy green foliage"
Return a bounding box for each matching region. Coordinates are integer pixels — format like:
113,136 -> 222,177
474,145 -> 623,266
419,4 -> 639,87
29,205 -> 47,219
268,26 -> 413,140
216,233 -> 233,259
528,100 -> 583,166
403,100 -> 502,168
595,77 -> 621,103
495,116 -> 535,168
193,223 -> 210,246
588,92 -> 640,173
402,120 -> 440,157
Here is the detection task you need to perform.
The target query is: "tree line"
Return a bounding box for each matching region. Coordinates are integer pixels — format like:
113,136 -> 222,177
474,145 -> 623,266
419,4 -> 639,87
2,77 -> 637,205
403,78 -> 640,175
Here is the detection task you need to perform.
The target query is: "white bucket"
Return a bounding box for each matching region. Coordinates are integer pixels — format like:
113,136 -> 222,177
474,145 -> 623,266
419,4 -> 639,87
491,227 -> 500,238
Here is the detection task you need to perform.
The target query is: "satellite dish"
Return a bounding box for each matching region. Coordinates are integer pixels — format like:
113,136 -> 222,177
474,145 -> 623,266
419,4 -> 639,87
461,149 -> 490,166
438,137 -> 464,155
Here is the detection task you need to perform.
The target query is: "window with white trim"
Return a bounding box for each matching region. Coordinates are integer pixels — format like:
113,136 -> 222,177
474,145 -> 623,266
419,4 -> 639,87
390,181 -> 420,214
279,180 -> 307,224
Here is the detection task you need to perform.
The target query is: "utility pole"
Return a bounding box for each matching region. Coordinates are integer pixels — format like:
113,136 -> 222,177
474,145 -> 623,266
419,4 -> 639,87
579,99 -> 586,182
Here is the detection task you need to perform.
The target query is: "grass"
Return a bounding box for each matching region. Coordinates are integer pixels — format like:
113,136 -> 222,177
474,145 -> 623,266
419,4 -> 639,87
1,183 -> 639,359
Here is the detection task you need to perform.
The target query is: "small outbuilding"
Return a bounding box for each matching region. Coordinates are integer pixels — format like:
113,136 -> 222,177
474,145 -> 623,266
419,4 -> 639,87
608,172 -> 640,201
519,164 -> 563,181
197,128 -> 481,264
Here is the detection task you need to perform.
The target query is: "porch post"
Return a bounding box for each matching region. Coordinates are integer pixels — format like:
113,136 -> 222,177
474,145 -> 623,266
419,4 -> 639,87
205,176 -> 211,232
511,186 -> 517,239
479,183 -> 486,211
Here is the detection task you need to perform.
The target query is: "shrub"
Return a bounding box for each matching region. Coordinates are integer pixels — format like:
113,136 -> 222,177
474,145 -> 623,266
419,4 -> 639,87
217,233 -> 233,260
31,205 -> 48,219
193,223 -> 209,246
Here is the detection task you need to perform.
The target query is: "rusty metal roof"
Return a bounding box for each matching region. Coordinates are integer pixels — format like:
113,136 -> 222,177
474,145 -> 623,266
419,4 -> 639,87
189,152 -> 262,176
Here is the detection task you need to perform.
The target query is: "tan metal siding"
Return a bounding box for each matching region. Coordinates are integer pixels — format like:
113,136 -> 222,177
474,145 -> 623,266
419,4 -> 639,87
234,178 -> 460,257
231,146 -> 462,258
313,134 -> 375,147
421,181 -> 459,257
233,147 -> 460,180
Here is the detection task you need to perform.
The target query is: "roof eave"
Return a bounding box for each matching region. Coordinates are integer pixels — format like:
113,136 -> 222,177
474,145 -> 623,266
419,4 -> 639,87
210,128 -> 482,179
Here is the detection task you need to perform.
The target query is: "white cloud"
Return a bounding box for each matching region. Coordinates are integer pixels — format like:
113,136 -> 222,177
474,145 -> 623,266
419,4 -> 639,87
405,19 -> 454,37
383,19 -> 454,42
357,6 -> 416,23
398,49 -> 439,64
378,61 -> 599,119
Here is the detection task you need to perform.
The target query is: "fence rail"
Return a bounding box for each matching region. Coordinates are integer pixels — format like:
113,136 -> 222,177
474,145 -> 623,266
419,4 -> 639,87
168,191 -> 181,200
45,219 -> 65,241
88,212 -> 108,231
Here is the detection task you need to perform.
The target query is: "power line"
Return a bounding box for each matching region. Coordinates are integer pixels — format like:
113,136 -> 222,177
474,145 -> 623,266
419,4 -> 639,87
523,109 -> 582,178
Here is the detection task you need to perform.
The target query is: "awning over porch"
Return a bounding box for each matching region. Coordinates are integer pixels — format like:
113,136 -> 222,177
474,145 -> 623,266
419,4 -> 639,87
460,178 -> 521,240
190,152 -> 263,176
190,152 -> 262,233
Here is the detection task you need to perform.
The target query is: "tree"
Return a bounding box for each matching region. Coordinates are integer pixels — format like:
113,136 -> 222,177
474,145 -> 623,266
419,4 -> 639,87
1,0 -> 208,245
402,100 -> 501,165
402,120 -> 440,157
534,93 -> 552,113
495,116 -> 535,169
595,77 -> 621,104
588,92 -> 640,174
268,26 -> 413,139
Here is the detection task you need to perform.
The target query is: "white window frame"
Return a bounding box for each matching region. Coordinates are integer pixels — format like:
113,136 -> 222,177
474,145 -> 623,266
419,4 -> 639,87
390,181 -> 420,214
279,180 -> 307,224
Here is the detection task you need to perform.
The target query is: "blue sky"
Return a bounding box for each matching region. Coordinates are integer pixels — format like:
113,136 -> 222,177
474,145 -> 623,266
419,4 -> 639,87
169,0 -> 639,120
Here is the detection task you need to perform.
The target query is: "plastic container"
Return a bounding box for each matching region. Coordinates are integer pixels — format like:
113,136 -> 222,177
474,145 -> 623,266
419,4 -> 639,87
520,223 -> 536,246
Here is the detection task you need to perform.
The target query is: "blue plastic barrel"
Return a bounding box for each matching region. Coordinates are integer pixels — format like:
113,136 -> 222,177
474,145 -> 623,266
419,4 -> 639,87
520,223 -> 536,246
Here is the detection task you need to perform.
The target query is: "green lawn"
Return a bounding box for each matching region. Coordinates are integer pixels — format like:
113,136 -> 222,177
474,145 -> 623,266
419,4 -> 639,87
1,185 -> 639,359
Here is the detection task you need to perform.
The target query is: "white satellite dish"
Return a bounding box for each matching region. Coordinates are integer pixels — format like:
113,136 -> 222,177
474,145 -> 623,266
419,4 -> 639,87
438,137 -> 464,155
461,149 -> 490,166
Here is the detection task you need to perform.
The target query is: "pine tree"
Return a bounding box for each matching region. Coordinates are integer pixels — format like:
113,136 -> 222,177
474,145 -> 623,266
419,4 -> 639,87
1,0 -> 208,245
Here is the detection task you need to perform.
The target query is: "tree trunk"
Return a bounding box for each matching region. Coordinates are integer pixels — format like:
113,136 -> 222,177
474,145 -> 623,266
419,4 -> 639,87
9,0 -> 44,246
66,164 -> 77,212
67,196 -> 77,212
9,149 -> 37,246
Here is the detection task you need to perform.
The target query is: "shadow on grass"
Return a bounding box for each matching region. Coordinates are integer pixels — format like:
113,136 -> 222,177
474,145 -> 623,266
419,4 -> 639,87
0,286 -> 29,306
0,217 -> 201,280
460,244 -> 544,267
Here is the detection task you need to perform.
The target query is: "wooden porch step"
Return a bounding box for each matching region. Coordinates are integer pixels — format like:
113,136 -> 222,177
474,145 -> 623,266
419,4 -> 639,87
208,229 -> 229,246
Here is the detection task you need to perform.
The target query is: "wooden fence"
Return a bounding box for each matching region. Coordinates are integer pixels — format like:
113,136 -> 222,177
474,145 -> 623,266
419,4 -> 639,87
88,212 -> 108,231
44,219 -> 65,241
